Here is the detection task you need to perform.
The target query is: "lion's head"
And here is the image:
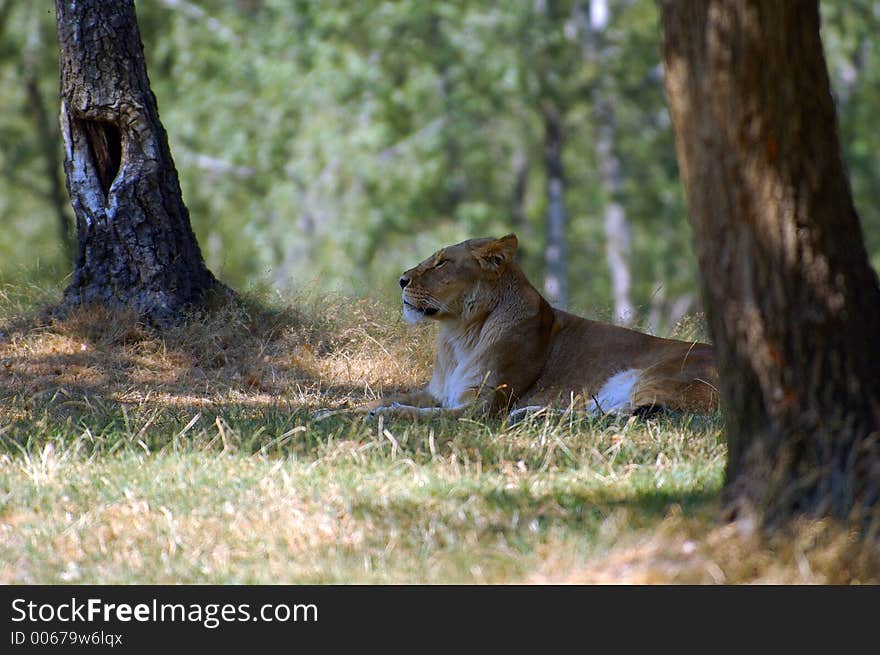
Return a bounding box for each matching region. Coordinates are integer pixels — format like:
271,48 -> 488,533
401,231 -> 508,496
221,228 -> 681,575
398,234 -> 519,324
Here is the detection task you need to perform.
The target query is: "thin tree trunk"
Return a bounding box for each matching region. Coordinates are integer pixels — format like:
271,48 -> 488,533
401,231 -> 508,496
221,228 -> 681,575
431,13 -> 466,212
24,27 -> 73,259
542,102 -> 568,309
595,102 -> 633,326
583,0 -> 634,326
511,148 -> 530,238
55,0 -> 221,324
660,1 -> 880,524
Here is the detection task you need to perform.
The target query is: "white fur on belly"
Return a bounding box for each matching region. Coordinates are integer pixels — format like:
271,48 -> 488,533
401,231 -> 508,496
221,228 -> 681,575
588,368 -> 641,415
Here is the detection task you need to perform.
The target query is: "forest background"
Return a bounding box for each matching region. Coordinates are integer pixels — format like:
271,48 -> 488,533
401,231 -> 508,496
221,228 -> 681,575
2,0 -> 878,328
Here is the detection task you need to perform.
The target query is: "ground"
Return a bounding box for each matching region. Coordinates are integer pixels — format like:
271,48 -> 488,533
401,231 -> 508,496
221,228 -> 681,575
0,285 -> 877,583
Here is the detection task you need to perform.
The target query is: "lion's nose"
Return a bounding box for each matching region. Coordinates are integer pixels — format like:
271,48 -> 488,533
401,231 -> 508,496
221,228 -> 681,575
399,276 -> 411,289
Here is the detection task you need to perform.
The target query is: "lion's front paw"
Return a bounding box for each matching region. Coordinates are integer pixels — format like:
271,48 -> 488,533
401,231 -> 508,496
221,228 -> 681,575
312,407 -> 344,421
367,402 -> 403,418
313,403 -> 385,421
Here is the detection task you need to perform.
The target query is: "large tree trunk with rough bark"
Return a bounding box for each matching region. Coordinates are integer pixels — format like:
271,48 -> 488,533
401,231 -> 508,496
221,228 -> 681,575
55,0 -> 221,324
660,1 -> 880,524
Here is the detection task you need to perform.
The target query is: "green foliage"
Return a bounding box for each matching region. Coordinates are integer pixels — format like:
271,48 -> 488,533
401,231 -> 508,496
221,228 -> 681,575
0,0 -> 877,319
822,0 -> 880,271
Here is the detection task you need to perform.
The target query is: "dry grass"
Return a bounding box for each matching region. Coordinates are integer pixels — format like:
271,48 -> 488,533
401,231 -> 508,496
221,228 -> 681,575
1,286 -> 877,584
0,289 -> 434,415
533,509 -> 880,584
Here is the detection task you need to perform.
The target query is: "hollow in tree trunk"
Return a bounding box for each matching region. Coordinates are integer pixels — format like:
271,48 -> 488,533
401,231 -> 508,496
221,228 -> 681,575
54,0 -> 222,324
660,1 -> 880,525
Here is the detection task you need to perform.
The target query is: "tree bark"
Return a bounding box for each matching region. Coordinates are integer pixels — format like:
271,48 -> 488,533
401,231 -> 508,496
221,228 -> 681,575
542,101 -> 569,309
660,1 -> 880,524
55,0 -> 221,324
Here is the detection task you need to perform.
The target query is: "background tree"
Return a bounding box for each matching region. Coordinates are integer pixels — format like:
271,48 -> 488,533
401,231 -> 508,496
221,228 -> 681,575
660,0 -> 880,523
527,1 -> 577,309
581,0 -> 635,325
54,0 -> 220,323
23,9 -> 72,259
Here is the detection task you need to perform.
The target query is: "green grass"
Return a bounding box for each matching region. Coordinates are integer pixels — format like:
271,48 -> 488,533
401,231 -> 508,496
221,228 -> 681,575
0,401 -> 725,583
1,288 -> 876,584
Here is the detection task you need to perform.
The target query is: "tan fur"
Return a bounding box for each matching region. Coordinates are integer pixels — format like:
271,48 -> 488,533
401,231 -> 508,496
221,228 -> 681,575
363,234 -> 719,419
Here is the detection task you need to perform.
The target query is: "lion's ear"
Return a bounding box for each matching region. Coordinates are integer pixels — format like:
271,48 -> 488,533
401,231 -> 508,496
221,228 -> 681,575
474,234 -> 518,271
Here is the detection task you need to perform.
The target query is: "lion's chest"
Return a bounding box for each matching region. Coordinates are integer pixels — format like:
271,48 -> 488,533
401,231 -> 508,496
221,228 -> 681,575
429,339 -> 486,408
443,365 -> 480,408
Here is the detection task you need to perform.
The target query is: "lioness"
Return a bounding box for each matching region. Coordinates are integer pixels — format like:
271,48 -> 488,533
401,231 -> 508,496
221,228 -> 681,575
363,234 -> 718,420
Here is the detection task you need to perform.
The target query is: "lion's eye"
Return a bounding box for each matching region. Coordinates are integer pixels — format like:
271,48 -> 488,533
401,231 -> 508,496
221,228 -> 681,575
435,259 -> 448,269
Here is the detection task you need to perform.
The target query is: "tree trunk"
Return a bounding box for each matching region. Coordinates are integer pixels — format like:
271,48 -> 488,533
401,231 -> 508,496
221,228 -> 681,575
595,100 -> 633,326
660,1 -> 880,524
54,0 -> 221,324
26,73 -> 72,259
584,0 -> 635,326
511,148 -> 530,238
24,19 -> 73,259
542,102 -> 569,309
